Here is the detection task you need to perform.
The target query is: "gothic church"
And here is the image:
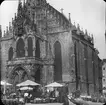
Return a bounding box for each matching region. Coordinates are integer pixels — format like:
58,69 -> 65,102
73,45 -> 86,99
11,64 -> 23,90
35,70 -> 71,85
0,0 -> 102,96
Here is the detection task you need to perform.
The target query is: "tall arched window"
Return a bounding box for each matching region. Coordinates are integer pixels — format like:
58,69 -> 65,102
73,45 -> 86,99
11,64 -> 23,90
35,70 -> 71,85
54,41 -> 62,82
8,47 -> 13,60
35,40 -> 40,58
16,38 -> 25,57
28,37 -> 33,57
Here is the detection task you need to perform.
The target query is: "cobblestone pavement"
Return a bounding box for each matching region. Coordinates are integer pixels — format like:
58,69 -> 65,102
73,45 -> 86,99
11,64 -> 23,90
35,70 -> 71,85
26,101 -> 105,105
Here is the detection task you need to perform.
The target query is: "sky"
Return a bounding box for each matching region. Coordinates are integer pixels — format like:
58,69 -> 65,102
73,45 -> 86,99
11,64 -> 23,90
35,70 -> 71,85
0,0 -> 106,59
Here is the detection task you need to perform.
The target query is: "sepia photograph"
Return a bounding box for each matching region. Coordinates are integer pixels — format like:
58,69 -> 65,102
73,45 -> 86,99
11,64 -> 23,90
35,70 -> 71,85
0,0 -> 106,105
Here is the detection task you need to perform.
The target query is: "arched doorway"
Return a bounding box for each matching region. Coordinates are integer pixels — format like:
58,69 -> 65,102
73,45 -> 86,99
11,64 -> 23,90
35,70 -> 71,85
54,41 -> 62,82
10,67 -> 28,85
16,38 -> 25,57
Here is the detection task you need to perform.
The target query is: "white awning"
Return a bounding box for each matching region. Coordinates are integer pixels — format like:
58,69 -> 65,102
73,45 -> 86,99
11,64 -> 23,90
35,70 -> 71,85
16,80 -> 40,87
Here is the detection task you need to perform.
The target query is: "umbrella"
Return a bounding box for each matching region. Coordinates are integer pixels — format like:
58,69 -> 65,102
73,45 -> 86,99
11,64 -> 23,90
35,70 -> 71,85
10,93 -> 16,96
19,87 -> 33,90
0,81 -> 12,85
1,81 -> 12,95
45,82 -> 63,87
16,80 -> 40,87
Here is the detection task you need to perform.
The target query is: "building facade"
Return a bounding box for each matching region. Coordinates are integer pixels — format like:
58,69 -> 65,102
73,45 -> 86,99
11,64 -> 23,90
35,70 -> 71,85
0,0 -> 102,96
102,59 -> 106,96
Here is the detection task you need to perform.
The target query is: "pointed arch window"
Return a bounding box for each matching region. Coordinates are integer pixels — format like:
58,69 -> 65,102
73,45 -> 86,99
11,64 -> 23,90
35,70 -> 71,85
54,41 -> 62,82
16,38 -> 25,57
8,47 -> 13,60
28,37 -> 33,57
35,40 -> 40,58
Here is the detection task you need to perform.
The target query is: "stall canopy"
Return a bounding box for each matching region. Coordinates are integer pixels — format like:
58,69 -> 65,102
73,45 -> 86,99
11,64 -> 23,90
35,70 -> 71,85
0,81 -> 12,86
19,86 -> 33,90
45,82 -> 63,87
16,80 -> 40,87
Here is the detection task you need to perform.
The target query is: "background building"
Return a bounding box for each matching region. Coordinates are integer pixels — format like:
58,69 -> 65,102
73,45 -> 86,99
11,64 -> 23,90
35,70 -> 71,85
0,0 -> 102,96
102,59 -> 106,96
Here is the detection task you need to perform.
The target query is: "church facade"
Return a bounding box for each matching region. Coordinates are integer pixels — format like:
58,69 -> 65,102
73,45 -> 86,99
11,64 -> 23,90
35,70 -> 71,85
0,0 -> 102,96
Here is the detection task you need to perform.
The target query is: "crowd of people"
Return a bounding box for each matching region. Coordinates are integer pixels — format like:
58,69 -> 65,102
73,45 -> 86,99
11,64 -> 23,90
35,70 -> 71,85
1,85 -> 69,105
1,85 -> 106,105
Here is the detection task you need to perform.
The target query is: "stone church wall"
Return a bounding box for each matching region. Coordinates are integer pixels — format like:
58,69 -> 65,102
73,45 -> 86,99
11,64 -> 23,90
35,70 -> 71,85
48,30 -> 74,82
1,37 -> 13,80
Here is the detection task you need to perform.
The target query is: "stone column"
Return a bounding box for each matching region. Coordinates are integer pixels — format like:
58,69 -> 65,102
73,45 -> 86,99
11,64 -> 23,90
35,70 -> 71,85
25,47 -> 28,57
32,36 -> 35,57
48,65 -> 54,83
33,47 -> 36,56
13,48 -> 16,58
40,65 -> 47,85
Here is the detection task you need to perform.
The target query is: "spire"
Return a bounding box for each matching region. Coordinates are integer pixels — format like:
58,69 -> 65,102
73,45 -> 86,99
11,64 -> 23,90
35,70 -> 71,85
23,0 -> 26,8
17,0 -> 22,16
91,34 -> 94,44
71,21 -> 77,31
9,22 -> 12,33
24,0 -> 25,4
85,29 -> 88,36
69,13 -> 71,23
15,13 -> 17,20
6,26 -> 9,36
81,27 -> 84,35
77,24 -> 80,30
74,21 -> 76,26
9,22 -> 11,30
12,18 -> 14,26
68,13 -> 71,28
61,8 -> 64,14
76,24 -> 81,35
23,0 -> 28,18
0,25 -> 2,38
4,30 -> 6,37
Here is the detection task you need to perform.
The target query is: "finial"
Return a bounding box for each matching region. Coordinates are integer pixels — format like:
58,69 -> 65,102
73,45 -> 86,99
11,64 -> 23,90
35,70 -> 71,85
61,8 -> 64,14
91,34 -> 94,44
4,30 -> 6,36
18,0 -> 22,14
12,17 -> 14,21
14,13 -> 16,19
9,22 -> 11,28
68,13 -> 71,28
12,18 -> 14,24
81,27 -> 84,34
6,26 -> 8,31
9,22 -> 12,32
69,13 -> 71,23
6,26 -> 9,35
85,29 -> 88,35
77,24 -> 80,30
81,27 -> 83,31
74,21 -> 76,26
